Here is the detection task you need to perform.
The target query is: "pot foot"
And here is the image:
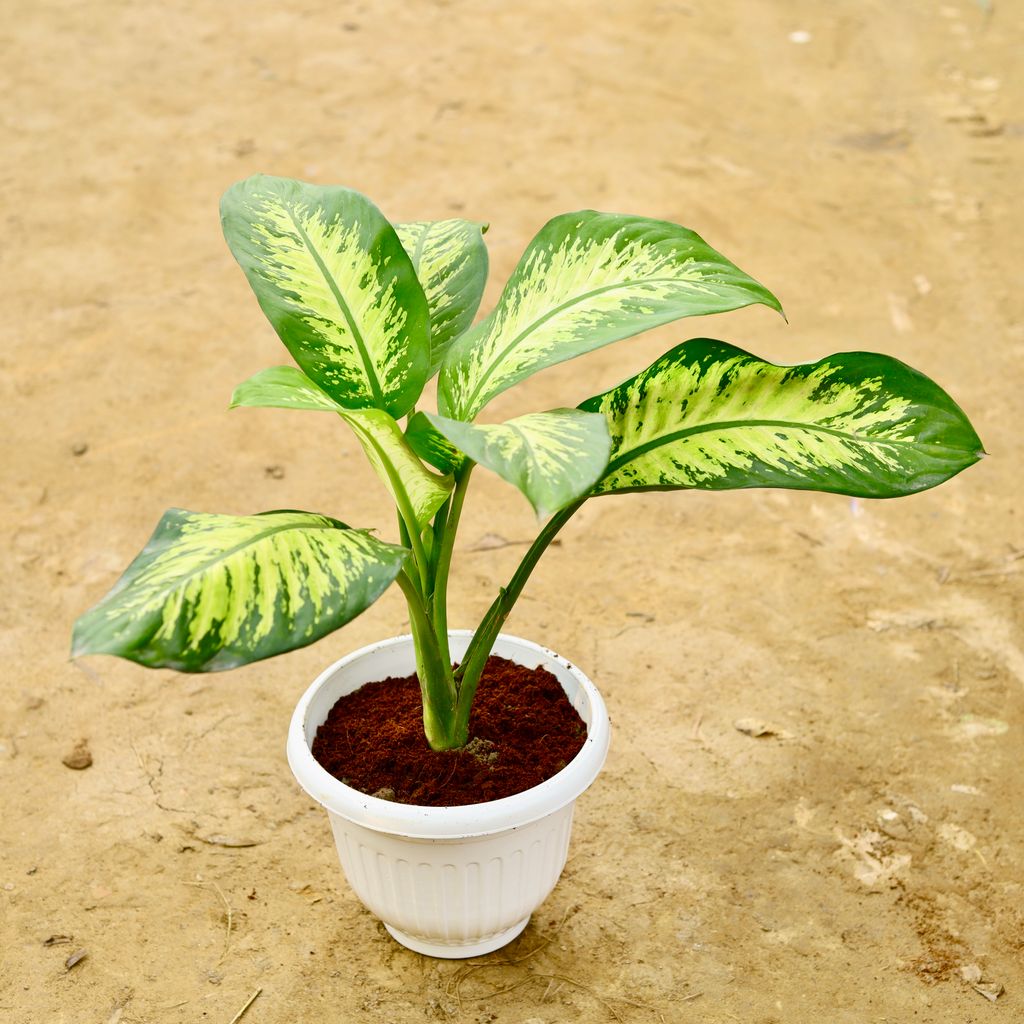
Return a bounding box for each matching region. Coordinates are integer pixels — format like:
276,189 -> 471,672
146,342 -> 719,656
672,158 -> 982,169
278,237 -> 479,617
384,917 -> 530,958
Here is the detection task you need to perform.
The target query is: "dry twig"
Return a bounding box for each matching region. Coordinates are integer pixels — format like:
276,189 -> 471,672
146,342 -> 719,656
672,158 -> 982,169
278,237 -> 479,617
226,988 -> 262,1024
185,881 -> 233,963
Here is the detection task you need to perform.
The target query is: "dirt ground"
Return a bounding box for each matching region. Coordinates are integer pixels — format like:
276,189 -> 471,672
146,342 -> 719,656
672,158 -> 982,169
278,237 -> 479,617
2,1 -> 1022,1021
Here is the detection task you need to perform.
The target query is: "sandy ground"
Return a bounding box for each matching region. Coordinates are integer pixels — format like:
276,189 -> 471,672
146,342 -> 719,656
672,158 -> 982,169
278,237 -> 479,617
2,1 -> 1022,1021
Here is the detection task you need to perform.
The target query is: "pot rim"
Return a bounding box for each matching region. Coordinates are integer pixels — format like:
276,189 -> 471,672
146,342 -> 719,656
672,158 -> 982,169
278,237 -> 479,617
286,630 -> 610,840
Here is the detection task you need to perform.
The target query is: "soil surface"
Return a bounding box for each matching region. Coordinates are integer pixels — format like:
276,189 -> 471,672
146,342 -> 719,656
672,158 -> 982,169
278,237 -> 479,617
2,2 -> 1022,1022
312,656 -> 587,806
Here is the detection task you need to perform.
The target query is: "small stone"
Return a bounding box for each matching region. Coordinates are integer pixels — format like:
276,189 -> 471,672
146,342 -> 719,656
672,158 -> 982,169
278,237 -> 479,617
877,808 -> 910,840
64,948 -> 88,970
371,787 -> 396,801
789,29 -> 812,44
734,718 -> 792,739
71,442 -> 89,457
960,963 -> 983,984
62,740 -> 93,770
264,464 -> 285,480
907,804 -> 929,825
938,822 -> 977,851
973,981 -> 1004,1002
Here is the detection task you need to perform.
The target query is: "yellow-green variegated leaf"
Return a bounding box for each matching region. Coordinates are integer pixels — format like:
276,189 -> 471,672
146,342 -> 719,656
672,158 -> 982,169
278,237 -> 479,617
340,407 -> 454,528
438,211 -> 782,420
230,365 -> 342,412
425,409 -> 611,519
228,366 -> 453,528
395,219 -> 489,375
405,411 -> 467,475
70,510 -> 408,672
221,175 -> 430,418
581,339 -> 983,498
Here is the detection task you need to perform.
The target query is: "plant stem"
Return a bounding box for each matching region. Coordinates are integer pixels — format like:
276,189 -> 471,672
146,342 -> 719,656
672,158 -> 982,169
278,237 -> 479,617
402,509 -> 432,596
432,464 -> 473,653
451,499 -> 583,737
429,495 -> 451,579
396,568 -> 462,749
397,510 -> 413,553
392,485 -> 432,600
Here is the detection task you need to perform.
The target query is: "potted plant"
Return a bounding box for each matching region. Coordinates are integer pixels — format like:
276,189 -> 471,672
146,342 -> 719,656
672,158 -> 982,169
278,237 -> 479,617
72,175 -> 982,958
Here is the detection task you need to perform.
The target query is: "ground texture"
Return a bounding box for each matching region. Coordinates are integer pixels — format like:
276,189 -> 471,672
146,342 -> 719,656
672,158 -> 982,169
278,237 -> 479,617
2,2 -> 1022,1022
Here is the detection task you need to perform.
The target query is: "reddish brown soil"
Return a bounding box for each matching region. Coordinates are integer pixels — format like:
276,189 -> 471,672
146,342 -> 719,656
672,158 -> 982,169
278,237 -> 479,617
311,655 -> 587,806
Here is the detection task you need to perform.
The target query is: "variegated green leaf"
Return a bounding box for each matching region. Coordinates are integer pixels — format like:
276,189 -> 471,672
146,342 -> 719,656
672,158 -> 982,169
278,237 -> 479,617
71,509 -> 408,672
340,407 -> 454,528
228,366 -> 453,528
425,409 -> 612,519
221,175 -> 430,418
438,211 -> 782,420
230,365 -> 342,413
395,219 -> 489,375
581,339 -> 983,498
405,411 -> 467,475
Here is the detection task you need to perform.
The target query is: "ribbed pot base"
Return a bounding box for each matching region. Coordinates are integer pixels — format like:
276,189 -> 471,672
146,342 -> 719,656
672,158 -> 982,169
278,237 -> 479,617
384,916 -> 530,958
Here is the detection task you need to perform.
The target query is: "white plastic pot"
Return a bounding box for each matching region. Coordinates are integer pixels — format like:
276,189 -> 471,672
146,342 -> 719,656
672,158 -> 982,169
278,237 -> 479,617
287,630 -> 610,958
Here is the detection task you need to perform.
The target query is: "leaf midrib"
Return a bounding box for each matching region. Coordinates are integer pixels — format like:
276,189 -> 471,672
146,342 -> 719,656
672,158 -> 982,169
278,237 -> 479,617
409,221 -> 434,274
604,417 -> 965,477
341,412 -> 450,529
283,204 -> 386,407
460,274 -> 721,415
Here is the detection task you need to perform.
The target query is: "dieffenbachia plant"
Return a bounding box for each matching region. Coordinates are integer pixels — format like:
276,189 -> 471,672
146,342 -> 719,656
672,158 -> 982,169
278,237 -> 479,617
72,175 -> 983,750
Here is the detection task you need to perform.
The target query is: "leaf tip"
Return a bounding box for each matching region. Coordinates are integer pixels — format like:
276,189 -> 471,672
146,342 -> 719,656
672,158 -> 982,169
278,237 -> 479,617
69,624 -> 93,662
764,292 -> 787,321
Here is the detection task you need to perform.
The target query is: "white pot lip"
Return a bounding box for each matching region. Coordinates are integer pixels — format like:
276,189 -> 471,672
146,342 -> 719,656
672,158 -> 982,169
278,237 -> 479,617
287,630 -> 610,840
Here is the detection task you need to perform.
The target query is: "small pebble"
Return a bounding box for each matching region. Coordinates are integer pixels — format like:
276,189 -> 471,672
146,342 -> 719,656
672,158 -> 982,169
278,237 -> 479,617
973,981 -> 1004,1003
62,740 -> 93,771
71,442 -> 89,457
960,963 -> 983,983
789,29 -> 812,44
65,948 -> 88,970
264,464 -> 285,480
